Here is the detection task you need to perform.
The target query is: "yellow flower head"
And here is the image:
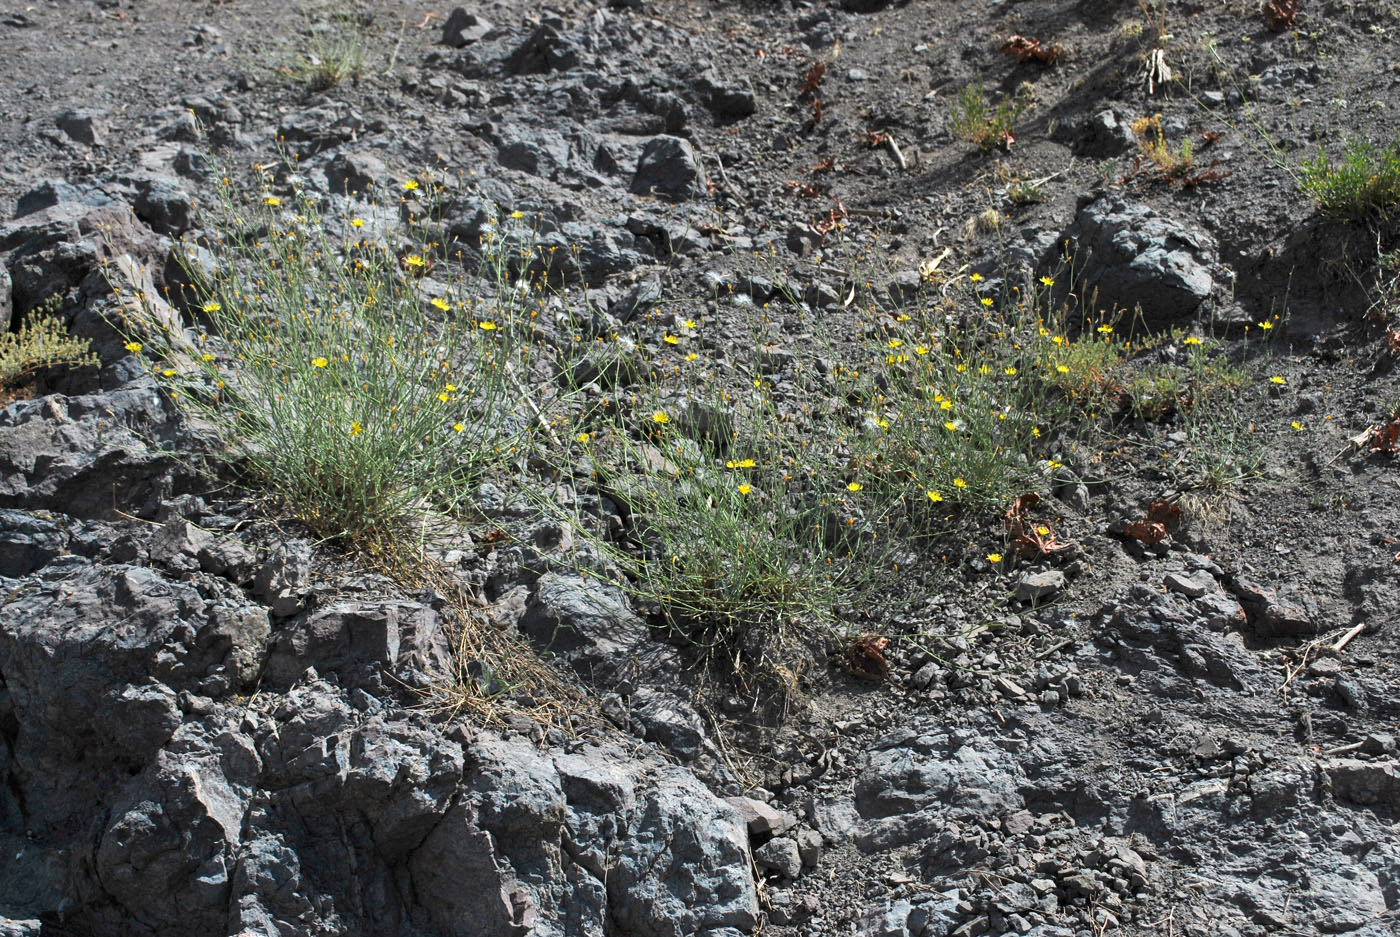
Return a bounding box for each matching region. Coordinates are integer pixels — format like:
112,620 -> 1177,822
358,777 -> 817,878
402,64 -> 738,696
510,210 -> 525,219
161,368 -> 177,377
887,338 -> 903,348
1291,420 -> 1304,431
201,353 -> 215,362
726,458 -> 756,469
683,319 -> 697,328
454,422 -> 466,432
123,341 -> 143,353
437,392 -> 449,402
1036,525 -> 1050,536
445,384 -> 457,392
402,180 -> 419,191
926,490 -> 943,503
1039,276 -> 1055,287
685,352 -> 699,361
432,297 -> 451,311
1097,324 -> 1113,334
941,399 -> 953,410
1270,375 -> 1286,385
403,254 -> 426,267
478,321 -> 498,331
846,482 -> 863,492
312,357 -> 328,368
663,335 -> 679,345
970,273 -> 984,283
350,218 -> 365,228
1259,320 -> 1273,330
652,411 -> 670,424
987,552 -> 1003,563
203,301 -> 221,313
1056,364 -> 1070,373
1184,336 -> 1202,345
980,297 -> 994,307
737,483 -> 752,495
953,477 -> 967,488
1004,366 -> 1017,376
575,432 -> 591,443
915,345 -> 930,355
944,420 -> 958,431
350,421 -> 363,437
264,195 -> 280,206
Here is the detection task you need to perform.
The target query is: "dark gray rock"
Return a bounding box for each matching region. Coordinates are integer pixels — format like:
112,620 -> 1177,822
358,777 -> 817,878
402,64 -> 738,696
1075,109 -> 1137,158
440,6 -> 494,47
0,509 -> 71,576
264,600 -> 441,685
324,149 -> 387,196
1070,198 -> 1215,327
631,135 -> 705,200
726,795 -> 796,837
519,571 -> 655,685
496,128 -> 572,179
698,73 -> 757,118
1228,576 -> 1321,637
55,108 -> 107,146
253,540 -> 312,618
1101,583 -> 1263,693
1164,570 -> 1212,599
754,836 -> 803,879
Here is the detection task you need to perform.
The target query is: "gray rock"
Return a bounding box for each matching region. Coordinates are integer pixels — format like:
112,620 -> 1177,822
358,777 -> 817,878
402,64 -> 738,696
264,600 -> 439,685
55,108 -> 107,146
725,795 -> 795,836
1016,570 -> 1067,603
1070,198 -> 1215,327
519,571 -> 655,685
754,836 -> 803,879
0,509 -> 71,576
440,6 -> 494,47
1229,576 -> 1320,637
496,127 -> 572,179
698,74 -> 757,118
631,135 -> 705,200
253,540 -> 312,618
1164,570 -> 1212,598
1076,109 -> 1137,158
324,149 -> 387,196
795,828 -> 823,867
1103,583 -> 1263,692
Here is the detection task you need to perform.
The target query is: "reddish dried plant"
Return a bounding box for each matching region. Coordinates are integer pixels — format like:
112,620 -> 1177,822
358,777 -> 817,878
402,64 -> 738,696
1263,0 -> 1299,32
1000,35 -> 1061,65
1122,499 -> 1183,545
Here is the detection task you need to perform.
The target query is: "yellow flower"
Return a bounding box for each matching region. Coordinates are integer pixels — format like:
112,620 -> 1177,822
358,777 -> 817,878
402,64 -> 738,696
1184,336 -> 1202,345
888,338 -> 903,348
726,458 -> 756,469
350,218 -> 365,228
970,273 -> 984,282
941,399 -> 953,410
875,417 -> 890,429
445,383 -> 457,392
403,254 -> 426,267
987,552 -> 1003,563
944,420 -> 958,431
896,313 -> 911,322
1032,427 -> 1042,437
402,180 -> 419,191
663,334 -> 679,345
1291,420 -> 1304,431
1036,525 -> 1050,536
1056,364 -> 1070,373
926,490 -> 943,503
1039,276 -> 1055,287
980,297 -> 994,307
264,195 -> 280,206
123,341 -> 143,353
1047,459 -> 1062,469
161,368 -> 177,377
454,422 -> 466,432
437,392 -> 449,402
953,477 -> 967,488
915,345 -> 929,355
432,297 -> 451,311
652,411 -> 670,424
683,319 -> 697,328
979,364 -> 992,375
479,321 -> 498,330
510,210 -> 524,219
576,432 -> 590,443
1097,324 -> 1113,334
1270,376 -> 1286,384
737,483 -> 752,495
685,352 -> 698,361
1052,335 -> 1066,346
1259,320 -> 1273,330
846,482 -> 863,492
312,357 -> 328,368
201,353 -> 215,362
1004,366 -> 1017,376
350,421 -> 363,437
203,301 -> 221,313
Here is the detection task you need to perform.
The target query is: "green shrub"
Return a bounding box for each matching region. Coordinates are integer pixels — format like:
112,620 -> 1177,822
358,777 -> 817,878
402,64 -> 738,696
117,167 -> 550,547
0,301 -> 97,386
949,82 -> 1028,152
1299,139 -> 1400,221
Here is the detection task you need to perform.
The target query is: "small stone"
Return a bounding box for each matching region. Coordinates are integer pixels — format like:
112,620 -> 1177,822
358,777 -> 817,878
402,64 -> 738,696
725,795 -> 794,836
754,836 -> 803,879
1361,733 -> 1396,755
1164,570 -> 1210,598
1015,571 -> 1067,603
795,828 -> 822,868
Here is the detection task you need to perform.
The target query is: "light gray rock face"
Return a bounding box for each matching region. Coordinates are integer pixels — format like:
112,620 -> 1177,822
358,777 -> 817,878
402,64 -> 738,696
1070,198 -> 1215,327
631,135 -> 705,200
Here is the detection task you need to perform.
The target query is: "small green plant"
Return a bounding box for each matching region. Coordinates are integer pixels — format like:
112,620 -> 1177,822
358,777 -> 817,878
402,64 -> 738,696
116,164 -> 551,548
0,300 -> 98,386
1298,139 -> 1400,221
949,82 -> 1028,152
289,11 -> 369,91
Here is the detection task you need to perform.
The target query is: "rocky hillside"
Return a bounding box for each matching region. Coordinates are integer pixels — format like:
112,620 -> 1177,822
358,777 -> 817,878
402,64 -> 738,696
1,1 -> 1398,936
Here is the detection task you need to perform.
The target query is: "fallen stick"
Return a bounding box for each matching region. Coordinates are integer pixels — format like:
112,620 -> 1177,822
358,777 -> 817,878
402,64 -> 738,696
884,135 -> 907,171
1332,621 -> 1365,653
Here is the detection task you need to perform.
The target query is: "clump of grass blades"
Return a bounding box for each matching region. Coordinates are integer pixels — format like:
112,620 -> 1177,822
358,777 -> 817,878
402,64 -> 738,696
949,82 -> 1028,152
574,358 -> 899,698
1299,139 -> 1400,221
291,11 -> 369,91
117,163 -> 543,548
